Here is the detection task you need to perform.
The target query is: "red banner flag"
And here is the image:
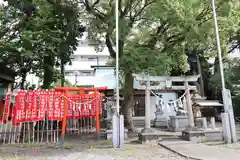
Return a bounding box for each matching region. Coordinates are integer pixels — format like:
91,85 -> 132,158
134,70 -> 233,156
46,91 -> 54,120
1,93 -> 12,124
17,91 -> 27,123
89,94 -> 95,117
11,89 -> 105,122
99,94 -> 103,116
67,94 -> 74,119
30,91 -> 38,121
75,95 -> 82,119
57,92 -> 65,120
72,95 -> 80,119
47,91 -> 64,120
38,90 -> 47,121
81,95 -> 88,118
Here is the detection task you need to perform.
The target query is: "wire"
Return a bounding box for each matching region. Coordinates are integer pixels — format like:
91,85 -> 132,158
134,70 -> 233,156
148,89 -> 188,103
60,94 -> 101,105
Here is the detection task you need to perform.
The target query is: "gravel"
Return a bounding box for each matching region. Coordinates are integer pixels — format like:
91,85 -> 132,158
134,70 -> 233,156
0,138 -> 189,160
25,144 -> 188,160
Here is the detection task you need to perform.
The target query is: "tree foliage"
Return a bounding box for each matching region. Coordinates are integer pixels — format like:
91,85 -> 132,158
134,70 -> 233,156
209,57 -> 240,116
79,0 -> 240,131
0,0 -> 85,89
1,0 -> 240,129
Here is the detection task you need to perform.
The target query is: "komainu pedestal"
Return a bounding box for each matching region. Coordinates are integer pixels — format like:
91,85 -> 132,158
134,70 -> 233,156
181,126 -> 223,143
138,128 -> 162,144
153,111 -> 168,128
168,116 -> 189,132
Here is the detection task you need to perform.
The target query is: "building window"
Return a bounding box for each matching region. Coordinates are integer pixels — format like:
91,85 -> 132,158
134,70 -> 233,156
65,72 -> 74,76
81,71 -> 93,76
88,57 -> 97,61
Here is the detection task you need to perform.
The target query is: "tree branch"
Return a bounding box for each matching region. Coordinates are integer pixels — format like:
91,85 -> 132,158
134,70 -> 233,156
144,21 -> 169,48
79,0 -> 106,21
121,0 -> 134,18
105,33 -> 116,57
129,0 -> 156,24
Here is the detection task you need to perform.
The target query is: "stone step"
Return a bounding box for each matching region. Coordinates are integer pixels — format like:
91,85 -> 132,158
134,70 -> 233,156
133,120 -> 146,127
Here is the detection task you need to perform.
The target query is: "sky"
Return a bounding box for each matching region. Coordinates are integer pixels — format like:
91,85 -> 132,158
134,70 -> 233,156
0,0 -> 6,5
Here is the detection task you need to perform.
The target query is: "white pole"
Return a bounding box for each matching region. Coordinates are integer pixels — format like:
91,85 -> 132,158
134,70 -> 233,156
211,0 -> 225,90
115,0 -> 120,114
211,0 -> 236,143
145,81 -> 151,129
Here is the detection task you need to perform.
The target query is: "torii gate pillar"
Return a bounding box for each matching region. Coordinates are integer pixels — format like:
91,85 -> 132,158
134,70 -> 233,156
184,81 -> 195,127
133,74 -> 200,143
142,81 -> 152,132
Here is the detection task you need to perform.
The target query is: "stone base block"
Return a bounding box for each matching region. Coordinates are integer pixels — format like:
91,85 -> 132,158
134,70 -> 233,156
168,116 -> 188,132
168,126 -> 186,132
105,129 -> 128,140
152,118 -> 168,128
182,130 -> 206,143
138,131 -> 162,144
204,128 -> 223,142
181,128 -> 223,143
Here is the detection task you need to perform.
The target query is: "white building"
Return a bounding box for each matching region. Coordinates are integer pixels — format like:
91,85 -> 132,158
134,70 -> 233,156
64,32 -> 113,87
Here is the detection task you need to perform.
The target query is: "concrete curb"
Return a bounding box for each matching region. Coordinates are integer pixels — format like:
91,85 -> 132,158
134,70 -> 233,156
158,142 -> 203,160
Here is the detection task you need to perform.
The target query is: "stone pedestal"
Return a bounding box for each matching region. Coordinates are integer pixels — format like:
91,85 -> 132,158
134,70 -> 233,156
204,128 -> 223,141
182,127 -> 223,143
182,129 -> 206,143
105,129 -> 128,140
153,112 -> 168,128
138,129 -> 162,144
168,116 -> 189,132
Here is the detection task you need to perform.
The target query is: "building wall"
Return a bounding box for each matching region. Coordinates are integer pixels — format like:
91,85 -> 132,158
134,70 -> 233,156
65,67 -> 116,89
134,92 -> 177,120
150,92 -> 177,120
64,32 -> 111,86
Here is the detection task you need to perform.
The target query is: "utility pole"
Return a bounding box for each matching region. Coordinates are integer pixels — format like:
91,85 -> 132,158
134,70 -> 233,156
211,0 -> 237,143
112,0 -> 124,149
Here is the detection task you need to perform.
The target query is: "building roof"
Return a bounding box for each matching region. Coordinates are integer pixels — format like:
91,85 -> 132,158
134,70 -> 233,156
91,65 -> 115,69
193,100 -> 223,107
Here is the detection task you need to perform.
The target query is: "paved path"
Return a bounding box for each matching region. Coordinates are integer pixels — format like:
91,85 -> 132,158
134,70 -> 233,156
159,139 -> 240,160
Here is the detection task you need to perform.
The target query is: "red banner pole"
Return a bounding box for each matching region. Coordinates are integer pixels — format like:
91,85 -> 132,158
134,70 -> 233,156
95,89 -> 100,139
79,90 -> 84,119
61,90 -> 68,144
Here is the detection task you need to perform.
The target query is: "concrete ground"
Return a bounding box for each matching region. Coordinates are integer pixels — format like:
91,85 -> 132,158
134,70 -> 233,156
0,135 -> 190,160
159,139 -> 240,160
156,129 -> 240,160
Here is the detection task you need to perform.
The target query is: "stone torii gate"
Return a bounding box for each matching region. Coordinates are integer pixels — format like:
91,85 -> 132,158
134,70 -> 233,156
133,73 -> 200,143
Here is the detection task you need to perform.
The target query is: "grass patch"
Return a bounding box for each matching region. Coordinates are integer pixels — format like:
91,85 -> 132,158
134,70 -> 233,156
98,140 -> 112,145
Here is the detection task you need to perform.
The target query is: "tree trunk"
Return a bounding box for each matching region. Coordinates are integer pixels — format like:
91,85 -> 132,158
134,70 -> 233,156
20,70 -> 27,89
121,72 -> 136,132
19,70 -> 29,141
214,57 -> 219,74
42,55 -> 54,89
60,59 -> 65,87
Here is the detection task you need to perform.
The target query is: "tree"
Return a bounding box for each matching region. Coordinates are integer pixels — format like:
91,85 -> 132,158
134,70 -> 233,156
78,0 -> 239,131
209,57 -> 240,116
0,0 -> 85,89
